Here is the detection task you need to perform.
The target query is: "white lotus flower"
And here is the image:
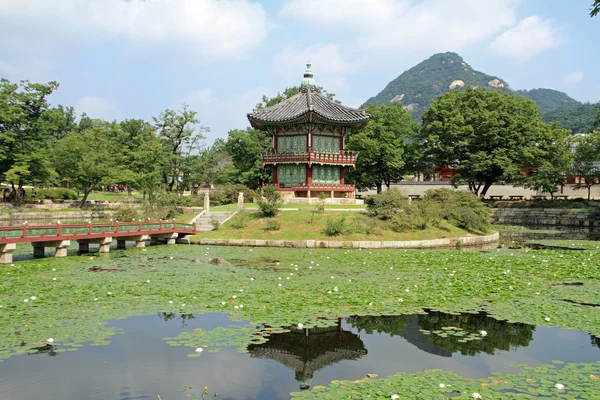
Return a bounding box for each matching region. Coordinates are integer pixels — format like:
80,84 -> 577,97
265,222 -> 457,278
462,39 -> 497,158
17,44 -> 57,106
234,305 -> 239,309
545,317 -> 551,321
181,304 -> 185,307
290,273 -> 293,276
348,279 -> 352,282
390,267 -> 393,270
30,296 -> 36,300
250,278 -> 255,281
295,268 -> 298,271
195,347 -> 203,353
239,289 -> 243,292
391,395 -> 400,400
0,305 -> 3,308
169,257 -> 173,260
405,288 -> 410,292
439,383 -> 446,388
278,277 -> 282,280
472,393 -> 481,399
52,268 -> 56,271
330,276 -> 334,279
23,299 -> 29,303
328,291 -> 332,294
334,287 -> 338,292
480,330 -> 487,336
278,284 -> 282,287
107,292 -> 112,295
298,323 -> 304,328
369,302 -> 373,306
398,298 -> 403,302
47,338 -> 54,343
309,266 -> 313,269
555,383 -> 564,390
232,295 -> 237,299
239,305 -> 243,308
311,261 -> 314,264
221,302 -> 226,305
53,278 -> 57,281
146,280 -> 150,283
286,277 -> 290,280
169,300 -> 173,304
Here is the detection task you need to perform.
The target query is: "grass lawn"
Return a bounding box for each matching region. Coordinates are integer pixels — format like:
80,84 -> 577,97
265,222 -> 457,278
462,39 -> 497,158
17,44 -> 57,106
210,203 -> 366,211
175,212 -> 200,223
83,191 -> 144,201
194,210 -> 476,241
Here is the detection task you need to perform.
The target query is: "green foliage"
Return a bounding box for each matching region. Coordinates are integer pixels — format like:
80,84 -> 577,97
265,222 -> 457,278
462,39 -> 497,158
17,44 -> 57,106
210,216 -> 220,230
364,188 -> 409,219
347,104 -> 418,192
541,102 -> 599,133
224,128 -> 272,189
230,211 -> 248,229
140,191 -> 181,220
113,205 -> 140,222
424,188 -> 490,232
209,184 -> 254,206
591,0 -> 600,17
516,88 -> 581,114
322,216 -> 346,236
264,219 -> 281,231
421,87 -> 570,197
257,186 -> 281,218
35,188 -> 78,201
571,130 -> 600,200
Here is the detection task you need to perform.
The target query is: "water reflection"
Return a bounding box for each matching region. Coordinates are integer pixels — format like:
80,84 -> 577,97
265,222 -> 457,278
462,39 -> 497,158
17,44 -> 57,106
157,312 -> 195,328
248,319 -> 367,391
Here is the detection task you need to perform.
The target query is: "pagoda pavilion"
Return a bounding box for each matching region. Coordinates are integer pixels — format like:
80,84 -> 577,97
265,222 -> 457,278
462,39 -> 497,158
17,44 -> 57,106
247,64 -> 370,203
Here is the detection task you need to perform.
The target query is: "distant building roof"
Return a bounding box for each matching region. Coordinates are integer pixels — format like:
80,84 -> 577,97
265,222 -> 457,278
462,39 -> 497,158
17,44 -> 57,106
248,64 -> 370,130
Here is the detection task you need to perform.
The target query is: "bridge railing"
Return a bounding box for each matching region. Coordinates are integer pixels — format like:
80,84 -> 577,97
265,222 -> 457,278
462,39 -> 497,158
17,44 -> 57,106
0,221 -> 196,243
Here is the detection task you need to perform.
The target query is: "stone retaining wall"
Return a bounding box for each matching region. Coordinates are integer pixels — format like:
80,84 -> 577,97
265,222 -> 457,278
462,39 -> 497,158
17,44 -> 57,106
491,208 -> 600,227
196,232 -> 499,249
0,210 -> 117,223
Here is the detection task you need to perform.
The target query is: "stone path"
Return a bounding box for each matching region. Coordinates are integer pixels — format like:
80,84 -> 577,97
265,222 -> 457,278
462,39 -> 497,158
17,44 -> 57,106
194,211 -> 236,232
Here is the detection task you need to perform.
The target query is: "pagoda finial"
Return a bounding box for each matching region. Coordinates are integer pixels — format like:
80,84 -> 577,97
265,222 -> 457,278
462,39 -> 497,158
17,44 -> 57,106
301,62 -> 316,87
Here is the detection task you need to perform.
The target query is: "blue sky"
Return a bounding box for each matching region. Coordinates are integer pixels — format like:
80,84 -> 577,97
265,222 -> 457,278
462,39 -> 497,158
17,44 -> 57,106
1,0 -> 598,144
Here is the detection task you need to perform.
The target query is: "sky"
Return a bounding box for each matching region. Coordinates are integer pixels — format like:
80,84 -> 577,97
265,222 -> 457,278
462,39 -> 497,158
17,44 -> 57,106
1,0 -> 599,144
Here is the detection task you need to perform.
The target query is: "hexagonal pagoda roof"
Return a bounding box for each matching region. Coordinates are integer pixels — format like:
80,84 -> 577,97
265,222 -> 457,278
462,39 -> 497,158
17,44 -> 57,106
247,64 -> 370,131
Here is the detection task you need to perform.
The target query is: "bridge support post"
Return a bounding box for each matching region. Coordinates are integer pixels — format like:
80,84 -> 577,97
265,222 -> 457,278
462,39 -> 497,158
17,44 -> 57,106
0,243 -> 16,264
150,232 -> 178,245
77,237 -> 112,253
116,235 -> 149,249
32,240 -> 71,258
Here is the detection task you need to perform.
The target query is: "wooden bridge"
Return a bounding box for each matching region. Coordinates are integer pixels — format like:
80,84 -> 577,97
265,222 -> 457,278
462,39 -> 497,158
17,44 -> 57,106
0,221 -> 197,264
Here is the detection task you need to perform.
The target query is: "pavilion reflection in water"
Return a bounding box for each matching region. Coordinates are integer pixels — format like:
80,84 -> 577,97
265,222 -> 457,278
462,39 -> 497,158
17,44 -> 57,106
247,318 -> 367,390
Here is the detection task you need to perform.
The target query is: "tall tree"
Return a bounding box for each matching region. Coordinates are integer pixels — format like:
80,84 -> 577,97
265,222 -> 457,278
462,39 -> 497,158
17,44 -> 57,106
347,104 -> 419,193
420,87 -> 566,197
53,122 -> 130,206
224,128 -> 271,189
0,78 -> 60,201
571,130 -> 600,200
591,0 -> 600,17
153,104 -> 208,192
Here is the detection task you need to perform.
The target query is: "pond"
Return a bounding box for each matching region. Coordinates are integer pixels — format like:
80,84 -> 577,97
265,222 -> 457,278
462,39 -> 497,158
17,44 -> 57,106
1,244 -> 599,399
0,311 -> 598,399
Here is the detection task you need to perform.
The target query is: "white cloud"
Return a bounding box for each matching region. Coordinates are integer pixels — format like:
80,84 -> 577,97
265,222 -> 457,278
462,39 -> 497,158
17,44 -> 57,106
490,16 -> 564,61
269,43 -> 349,91
75,96 -> 121,121
281,0 -> 517,54
0,0 -> 269,62
561,71 -> 583,86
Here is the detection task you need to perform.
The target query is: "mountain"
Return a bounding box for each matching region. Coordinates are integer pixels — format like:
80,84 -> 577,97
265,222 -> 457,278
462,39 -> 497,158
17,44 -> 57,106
540,101 -> 600,133
363,52 -> 583,124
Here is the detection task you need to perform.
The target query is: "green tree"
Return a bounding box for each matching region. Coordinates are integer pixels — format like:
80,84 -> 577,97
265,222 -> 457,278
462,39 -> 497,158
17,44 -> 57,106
224,127 -> 271,189
153,104 -> 208,192
421,87 -> 565,197
347,104 -> 419,193
591,0 -> 600,17
0,78 -> 61,201
571,131 -> 600,200
53,123 -> 130,207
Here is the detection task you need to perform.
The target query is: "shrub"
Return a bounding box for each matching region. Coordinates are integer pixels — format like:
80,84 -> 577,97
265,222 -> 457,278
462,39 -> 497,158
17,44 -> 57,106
424,189 -> 490,232
257,186 -> 281,218
36,188 -> 78,201
264,219 -> 281,231
113,205 -> 140,222
389,212 -> 415,232
323,216 -> 346,236
210,215 -> 221,230
230,212 -> 248,229
365,188 -> 409,219
209,184 -> 254,206
140,191 -> 181,220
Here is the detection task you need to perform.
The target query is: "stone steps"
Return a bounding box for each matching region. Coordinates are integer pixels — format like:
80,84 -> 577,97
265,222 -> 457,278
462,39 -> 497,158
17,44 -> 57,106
195,211 -> 236,232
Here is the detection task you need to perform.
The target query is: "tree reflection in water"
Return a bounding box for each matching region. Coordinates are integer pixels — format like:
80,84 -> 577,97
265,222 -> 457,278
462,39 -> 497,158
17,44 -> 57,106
348,311 -> 536,357
157,312 -> 196,328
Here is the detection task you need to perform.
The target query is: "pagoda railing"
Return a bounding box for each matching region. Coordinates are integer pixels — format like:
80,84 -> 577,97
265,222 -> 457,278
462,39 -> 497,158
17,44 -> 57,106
291,183 -> 355,190
262,150 -> 358,165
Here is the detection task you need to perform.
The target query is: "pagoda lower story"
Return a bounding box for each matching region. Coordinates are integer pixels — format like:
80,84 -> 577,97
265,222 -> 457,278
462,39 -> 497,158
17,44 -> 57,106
247,64 -> 370,204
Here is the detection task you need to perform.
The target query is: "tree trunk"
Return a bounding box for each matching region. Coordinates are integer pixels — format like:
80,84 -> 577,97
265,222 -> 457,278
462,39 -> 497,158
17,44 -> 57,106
79,184 -> 94,208
376,182 -> 382,194
588,186 -> 591,201
480,181 -> 494,198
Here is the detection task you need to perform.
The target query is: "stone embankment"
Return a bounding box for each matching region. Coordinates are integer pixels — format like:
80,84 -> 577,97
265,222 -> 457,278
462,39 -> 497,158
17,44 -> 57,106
491,208 -> 600,228
196,232 -> 499,249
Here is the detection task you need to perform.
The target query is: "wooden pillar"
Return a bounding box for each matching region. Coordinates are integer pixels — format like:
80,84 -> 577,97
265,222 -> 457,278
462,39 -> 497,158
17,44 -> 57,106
274,134 -> 278,152
340,167 -> 344,185
307,164 -> 312,185
273,165 -> 278,184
